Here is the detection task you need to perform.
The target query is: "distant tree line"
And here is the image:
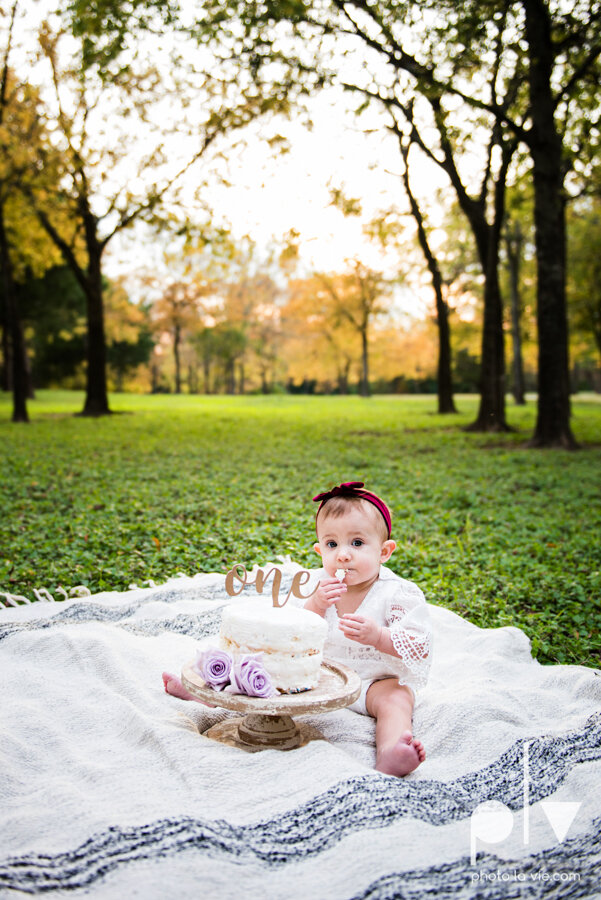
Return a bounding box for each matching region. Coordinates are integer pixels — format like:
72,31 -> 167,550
4,237 -> 597,400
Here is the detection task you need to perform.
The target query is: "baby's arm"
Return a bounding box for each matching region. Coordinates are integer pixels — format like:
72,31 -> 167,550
305,576 -> 346,617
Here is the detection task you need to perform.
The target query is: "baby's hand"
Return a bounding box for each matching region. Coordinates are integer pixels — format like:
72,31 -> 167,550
310,576 -> 347,614
339,614 -> 381,647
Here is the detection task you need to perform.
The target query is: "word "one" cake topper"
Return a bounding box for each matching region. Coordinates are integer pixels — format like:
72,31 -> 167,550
225,563 -> 319,608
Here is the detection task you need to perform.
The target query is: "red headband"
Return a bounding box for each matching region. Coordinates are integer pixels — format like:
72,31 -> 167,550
313,481 -> 392,538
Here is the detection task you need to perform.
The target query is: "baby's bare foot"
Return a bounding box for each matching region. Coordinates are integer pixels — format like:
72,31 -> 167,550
162,672 -> 216,707
376,731 -> 426,777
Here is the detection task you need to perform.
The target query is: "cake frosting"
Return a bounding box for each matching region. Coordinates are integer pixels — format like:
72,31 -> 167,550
219,600 -> 328,693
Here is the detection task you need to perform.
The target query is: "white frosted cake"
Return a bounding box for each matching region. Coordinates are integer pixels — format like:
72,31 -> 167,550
219,600 -> 328,693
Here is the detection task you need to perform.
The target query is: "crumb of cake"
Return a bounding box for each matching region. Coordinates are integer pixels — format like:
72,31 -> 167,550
335,568 -> 346,580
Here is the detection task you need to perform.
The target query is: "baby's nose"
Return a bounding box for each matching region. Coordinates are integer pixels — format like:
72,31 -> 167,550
337,546 -> 352,561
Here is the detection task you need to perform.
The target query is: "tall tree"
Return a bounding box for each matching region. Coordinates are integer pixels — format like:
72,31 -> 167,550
332,186 -> 457,412
0,1 -> 28,421
504,220 -> 527,405
152,281 -> 202,393
196,0 -> 600,444
0,209 -> 26,421
345,23 -> 519,429
316,262 -> 389,397
397,141 -> 456,414
0,3 -> 62,420
195,0 -> 524,429
407,0 -> 600,443
517,0 -> 599,446
20,9 -> 295,415
388,0 -> 600,443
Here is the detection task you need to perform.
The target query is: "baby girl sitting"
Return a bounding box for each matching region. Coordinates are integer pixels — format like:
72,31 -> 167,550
163,481 -> 431,777
305,481 -> 431,776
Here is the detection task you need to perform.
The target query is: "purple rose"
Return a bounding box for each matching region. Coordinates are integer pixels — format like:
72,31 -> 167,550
226,654 -> 275,698
194,647 -> 233,691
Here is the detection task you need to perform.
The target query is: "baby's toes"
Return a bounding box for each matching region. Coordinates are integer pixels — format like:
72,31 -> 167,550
414,739 -> 426,761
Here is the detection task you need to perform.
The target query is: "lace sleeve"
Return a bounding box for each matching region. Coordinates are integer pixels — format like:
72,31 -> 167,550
386,581 -> 432,688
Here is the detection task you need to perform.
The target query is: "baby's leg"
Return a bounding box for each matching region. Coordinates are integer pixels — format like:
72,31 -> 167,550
162,672 -> 216,707
366,679 -> 425,777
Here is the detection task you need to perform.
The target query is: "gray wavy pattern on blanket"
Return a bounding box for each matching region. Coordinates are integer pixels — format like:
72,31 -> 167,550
0,600 -> 225,643
0,578 -> 287,643
348,830 -> 601,900
0,813 -> 599,895
0,715 -> 599,894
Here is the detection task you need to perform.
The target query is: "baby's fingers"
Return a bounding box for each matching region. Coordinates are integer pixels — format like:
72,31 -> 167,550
321,577 -> 347,591
339,626 -> 362,644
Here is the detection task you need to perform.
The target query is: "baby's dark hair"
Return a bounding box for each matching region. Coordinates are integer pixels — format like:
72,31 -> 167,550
316,495 -> 390,543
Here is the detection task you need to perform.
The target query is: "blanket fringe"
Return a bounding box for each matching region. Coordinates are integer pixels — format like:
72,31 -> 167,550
1,585 -> 92,608
0,591 -> 31,607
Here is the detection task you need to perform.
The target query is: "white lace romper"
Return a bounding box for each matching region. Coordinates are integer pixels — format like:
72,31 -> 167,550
318,565 -> 433,716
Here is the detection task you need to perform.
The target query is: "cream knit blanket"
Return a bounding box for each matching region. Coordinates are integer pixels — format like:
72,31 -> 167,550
1,564 -> 600,898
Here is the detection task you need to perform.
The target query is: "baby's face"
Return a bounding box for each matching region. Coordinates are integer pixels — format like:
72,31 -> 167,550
315,505 -> 394,587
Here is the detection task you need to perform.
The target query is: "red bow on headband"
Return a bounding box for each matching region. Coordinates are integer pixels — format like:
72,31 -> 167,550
312,481 -> 365,503
312,482 -> 392,538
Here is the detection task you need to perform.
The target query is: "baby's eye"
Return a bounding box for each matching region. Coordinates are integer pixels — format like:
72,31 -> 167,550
351,539 -> 364,547
326,540 -> 337,549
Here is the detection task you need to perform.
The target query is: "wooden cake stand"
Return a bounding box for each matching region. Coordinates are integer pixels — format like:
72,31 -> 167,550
181,659 -> 361,752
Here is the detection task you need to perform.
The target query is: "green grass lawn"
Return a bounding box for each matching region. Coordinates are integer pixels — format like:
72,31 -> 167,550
1,390 -> 600,669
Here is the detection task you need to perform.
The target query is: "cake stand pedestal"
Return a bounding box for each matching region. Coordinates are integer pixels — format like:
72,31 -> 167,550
181,659 -> 361,753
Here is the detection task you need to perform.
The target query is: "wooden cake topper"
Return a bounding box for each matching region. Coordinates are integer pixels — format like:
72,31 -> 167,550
225,563 -> 319,608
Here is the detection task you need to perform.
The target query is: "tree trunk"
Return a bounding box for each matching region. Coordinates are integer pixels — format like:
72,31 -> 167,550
173,323 -> 182,394
359,327 -> 370,397
0,205 -> 28,423
592,321 -> 601,363
9,304 -> 28,422
400,143 -> 456,413
81,224 -> 110,416
1,307 -> 12,392
151,361 -> 159,393
188,363 -> 198,394
465,143 -> 512,433
226,359 -> 235,394
467,263 -> 508,431
261,366 -> 269,394
505,225 -> 526,405
436,295 -> 456,414
523,0 -> 577,448
337,358 -> 350,395
419,96 -> 515,431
